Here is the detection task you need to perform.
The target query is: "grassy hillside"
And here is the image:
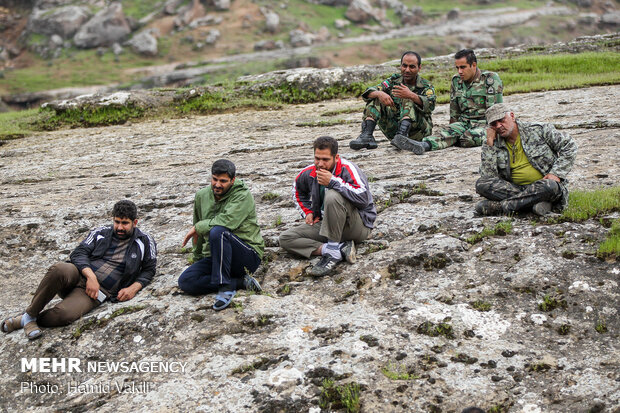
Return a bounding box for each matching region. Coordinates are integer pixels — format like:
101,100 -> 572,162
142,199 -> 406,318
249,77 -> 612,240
1,49 -> 619,140
1,0 -> 613,97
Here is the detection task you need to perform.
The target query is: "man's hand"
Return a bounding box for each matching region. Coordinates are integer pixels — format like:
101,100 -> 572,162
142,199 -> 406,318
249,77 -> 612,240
316,168 -> 332,186
392,84 -> 413,100
117,282 -> 142,302
543,173 -> 561,183
486,127 -> 497,146
182,226 -> 198,247
305,213 -> 320,226
85,276 -> 100,300
369,90 -> 395,107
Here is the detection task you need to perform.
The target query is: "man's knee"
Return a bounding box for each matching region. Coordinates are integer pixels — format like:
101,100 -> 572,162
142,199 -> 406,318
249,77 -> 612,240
37,307 -> 81,327
324,189 -> 346,207
45,262 -> 77,281
278,228 -> 297,251
208,225 -> 230,241
475,177 -> 497,197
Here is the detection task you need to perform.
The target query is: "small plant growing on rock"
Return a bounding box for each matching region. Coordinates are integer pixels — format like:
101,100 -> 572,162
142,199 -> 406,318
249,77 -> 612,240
261,192 -> 280,201
538,293 -> 567,312
466,220 -> 513,244
319,379 -> 361,413
595,319 -> 608,334
416,321 -> 455,339
471,300 -> 492,312
557,324 -> 571,335
381,362 -> 417,380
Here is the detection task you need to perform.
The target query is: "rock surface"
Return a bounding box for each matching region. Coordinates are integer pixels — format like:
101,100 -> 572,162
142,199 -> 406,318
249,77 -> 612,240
73,2 -> 132,48
0,85 -> 618,412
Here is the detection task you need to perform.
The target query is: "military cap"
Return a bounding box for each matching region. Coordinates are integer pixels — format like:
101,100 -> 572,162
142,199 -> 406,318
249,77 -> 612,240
485,103 -> 511,124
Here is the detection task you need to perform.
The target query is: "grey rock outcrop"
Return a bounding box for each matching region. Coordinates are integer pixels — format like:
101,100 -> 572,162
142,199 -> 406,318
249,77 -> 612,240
601,11 -> 620,25
0,84 -> 618,412
174,0 -> 206,28
260,7 -> 280,33
205,29 -> 220,45
289,29 -> 316,47
345,0 -> 375,23
27,5 -> 92,39
188,14 -> 223,28
73,2 -> 132,48
127,30 -> 159,57
211,0 -> 231,11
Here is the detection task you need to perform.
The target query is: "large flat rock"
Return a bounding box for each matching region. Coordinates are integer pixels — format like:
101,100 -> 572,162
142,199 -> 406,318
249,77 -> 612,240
0,85 -> 618,412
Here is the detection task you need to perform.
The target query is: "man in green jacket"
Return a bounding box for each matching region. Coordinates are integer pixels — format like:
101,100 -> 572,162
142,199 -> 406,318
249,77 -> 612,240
178,159 -> 265,310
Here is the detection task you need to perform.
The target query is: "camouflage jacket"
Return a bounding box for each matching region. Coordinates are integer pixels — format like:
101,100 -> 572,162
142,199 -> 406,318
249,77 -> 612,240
480,120 -> 578,210
362,74 -> 436,117
450,69 -> 503,123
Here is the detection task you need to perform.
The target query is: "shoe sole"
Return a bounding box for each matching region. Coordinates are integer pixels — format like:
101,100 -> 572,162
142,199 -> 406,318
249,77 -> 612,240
392,135 -> 425,155
349,142 -> 378,150
245,277 -> 262,293
341,241 -> 356,264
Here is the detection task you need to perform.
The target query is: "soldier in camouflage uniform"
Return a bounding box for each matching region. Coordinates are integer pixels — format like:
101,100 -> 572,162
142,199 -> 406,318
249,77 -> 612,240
475,104 -> 578,216
349,51 -> 436,150
395,49 -> 503,155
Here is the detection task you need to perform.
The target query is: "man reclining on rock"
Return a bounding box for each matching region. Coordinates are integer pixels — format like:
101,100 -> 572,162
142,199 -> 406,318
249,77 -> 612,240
178,159 -> 264,310
279,136 -> 376,276
475,104 -> 578,216
2,200 -> 157,340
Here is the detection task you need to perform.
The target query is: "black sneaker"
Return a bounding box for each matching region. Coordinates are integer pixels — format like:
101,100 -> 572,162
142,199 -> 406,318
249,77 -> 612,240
340,240 -> 356,264
532,201 -> 552,216
475,200 -> 503,216
243,274 -> 262,293
310,256 -> 340,277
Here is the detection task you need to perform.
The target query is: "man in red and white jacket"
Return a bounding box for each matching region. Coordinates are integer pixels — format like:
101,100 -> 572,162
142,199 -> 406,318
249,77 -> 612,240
279,136 -> 376,276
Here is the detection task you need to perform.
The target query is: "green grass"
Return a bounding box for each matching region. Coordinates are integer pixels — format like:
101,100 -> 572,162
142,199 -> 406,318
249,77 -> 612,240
467,220 -> 513,244
485,52 -> 620,95
381,362 -> 418,380
73,305 -> 146,339
0,109 -> 41,140
319,379 -> 361,413
400,0 -> 546,14
597,219 -> 620,260
122,0 -> 162,20
471,300 -> 492,312
560,187 -> 620,222
416,321 -> 455,339
538,293 -> 567,312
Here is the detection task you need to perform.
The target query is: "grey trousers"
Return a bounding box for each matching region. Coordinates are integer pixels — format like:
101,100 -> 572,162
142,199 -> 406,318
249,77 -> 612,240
279,190 -> 372,258
475,177 -> 562,213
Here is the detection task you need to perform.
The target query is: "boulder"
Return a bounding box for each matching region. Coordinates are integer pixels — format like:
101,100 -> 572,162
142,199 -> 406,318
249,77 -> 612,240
289,29 -> 316,47
447,8 -> 460,20
315,26 -> 330,42
205,29 -> 220,45
283,56 -> 331,69
211,0 -> 231,11
253,40 -> 284,51
600,11 -> 620,25
334,19 -> 350,29
73,3 -> 132,48
188,14 -> 223,28
126,30 -> 158,57
27,5 -> 92,39
260,7 -> 280,33
345,0 -> 375,23
163,0 -> 184,15
174,0 -> 206,28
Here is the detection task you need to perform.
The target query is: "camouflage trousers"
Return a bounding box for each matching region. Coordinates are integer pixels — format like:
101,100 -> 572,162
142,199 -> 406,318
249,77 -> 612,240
422,120 -> 486,151
364,99 -> 432,141
475,177 -> 562,212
